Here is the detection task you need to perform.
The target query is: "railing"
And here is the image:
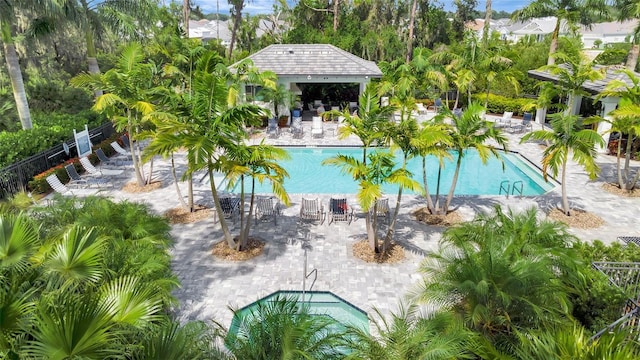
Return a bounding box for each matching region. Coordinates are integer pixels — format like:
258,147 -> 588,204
499,180 -> 510,198
511,180 -> 523,197
302,249 -> 318,302
0,122 -> 116,199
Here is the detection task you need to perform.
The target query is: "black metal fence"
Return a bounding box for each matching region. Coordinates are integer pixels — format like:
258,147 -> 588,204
0,122 -> 116,199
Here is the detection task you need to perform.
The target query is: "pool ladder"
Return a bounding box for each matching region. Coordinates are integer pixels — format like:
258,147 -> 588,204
302,249 -> 317,302
499,180 -> 524,199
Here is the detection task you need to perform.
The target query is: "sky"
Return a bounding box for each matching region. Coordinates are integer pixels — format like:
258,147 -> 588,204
191,0 -> 533,16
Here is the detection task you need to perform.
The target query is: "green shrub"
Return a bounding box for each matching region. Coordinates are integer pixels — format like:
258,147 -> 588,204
0,111 -> 107,168
471,93 -> 535,116
28,79 -> 93,114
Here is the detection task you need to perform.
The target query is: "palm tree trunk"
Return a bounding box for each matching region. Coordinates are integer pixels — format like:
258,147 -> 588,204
434,164 -> 443,214
240,178 -> 256,251
237,175 -> 246,250
333,0 -> 339,32
228,1 -> 244,60
616,134 -> 623,189
84,28 -> 103,98
626,44 -> 639,70
208,164 -> 234,248
405,0 -> 418,64
183,0 -> 190,35
385,157 -> 407,246
422,157 -> 436,213
482,0 -> 492,47
624,133 -> 633,190
2,30 -> 32,130
171,154 -> 189,209
127,113 -> 145,186
561,159 -> 570,215
454,89 -> 460,110
548,20 -> 561,65
366,212 -> 376,250
188,175 -> 194,211
444,153 -> 463,212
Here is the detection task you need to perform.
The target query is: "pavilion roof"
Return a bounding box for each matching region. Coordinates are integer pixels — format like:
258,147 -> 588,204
528,64 -> 640,95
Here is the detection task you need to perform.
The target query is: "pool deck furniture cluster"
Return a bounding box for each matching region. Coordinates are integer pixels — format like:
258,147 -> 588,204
40,112 -> 640,330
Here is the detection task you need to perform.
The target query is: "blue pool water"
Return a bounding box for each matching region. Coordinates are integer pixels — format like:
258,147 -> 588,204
225,147 -> 554,196
228,290 -> 369,336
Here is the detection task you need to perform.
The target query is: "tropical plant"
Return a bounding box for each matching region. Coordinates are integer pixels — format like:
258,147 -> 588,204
415,206 -> 583,356
522,113 -> 604,216
344,304 -> 473,360
224,142 -> 290,251
595,68 -> 640,191
433,102 -> 508,213
513,0 -> 609,65
323,150 -> 418,253
225,296 -> 346,359
611,0 -> 640,70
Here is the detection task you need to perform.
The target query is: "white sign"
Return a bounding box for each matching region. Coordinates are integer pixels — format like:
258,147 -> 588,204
74,125 -> 92,158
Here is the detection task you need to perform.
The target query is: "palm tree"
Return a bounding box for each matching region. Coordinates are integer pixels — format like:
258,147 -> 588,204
611,0 -> 640,70
228,0 -> 245,59
595,68 -> 640,191
415,206 -> 582,355
225,296 -> 346,359
0,0 -> 60,129
323,150 -> 419,254
523,113 -> 604,216
136,320 -> 231,359
434,103 -> 508,213
345,304 -> 472,360
224,142 -> 290,251
62,0 -> 158,96
513,0 -> 609,65
71,43 -> 159,186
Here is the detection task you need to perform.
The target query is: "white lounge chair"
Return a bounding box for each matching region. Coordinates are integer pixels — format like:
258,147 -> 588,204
46,174 -> 73,195
79,157 -> 123,176
311,116 -> 323,138
255,197 -> 280,225
65,164 -> 108,188
300,197 -> 324,224
496,111 -> 513,128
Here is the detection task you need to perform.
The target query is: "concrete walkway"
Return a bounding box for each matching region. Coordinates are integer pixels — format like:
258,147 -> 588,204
51,116 -> 640,329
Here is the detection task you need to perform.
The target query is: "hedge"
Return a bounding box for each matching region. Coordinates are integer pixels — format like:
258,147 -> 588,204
0,110 -> 107,168
471,93 -> 535,116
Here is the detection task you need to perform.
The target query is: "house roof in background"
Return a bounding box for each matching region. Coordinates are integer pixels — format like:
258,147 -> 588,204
528,64 -> 640,95
232,44 -> 383,78
581,20 -> 639,35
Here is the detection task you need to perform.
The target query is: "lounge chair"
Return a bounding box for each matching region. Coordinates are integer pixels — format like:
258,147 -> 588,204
267,117 -> 279,138
79,156 -> 123,177
428,98 -> 442,113
416,103 -> 428,115
496,111 -> 513,128
95,148 -> 132,167
369,197 -> 390,224
328,197 -> 353,225
46,174 -> 73,195
299,197 -> 324,224
255,197 -> 280,225
111,141 -> 131,157
291,117 -> 303,139
65,164 -> 108,188
511,112 -> 533,133
311,116 -> 323,138
120,134 -> 131,149
219,196 -> 240,220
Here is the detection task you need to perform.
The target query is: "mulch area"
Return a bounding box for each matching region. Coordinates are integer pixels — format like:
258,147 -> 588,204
122,180 -> 162,193
352,239 -> 405,264
547,208 -> 605,229
164,205 -> 211,224
602,182 -> 640,197
412,207 -> 463,226
212,237 -> 265,261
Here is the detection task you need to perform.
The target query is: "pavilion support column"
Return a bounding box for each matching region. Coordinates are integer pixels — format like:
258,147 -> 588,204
535,107 -> 547,127
597,96 -> 619,153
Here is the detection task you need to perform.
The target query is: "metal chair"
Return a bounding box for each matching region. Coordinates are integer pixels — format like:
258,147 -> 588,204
299,197 -> 324,224
369,197 -> 390,224
219,196 -> 241,221
65,164 -> 108,188
255,197 -> 280,225
328,197 -> 353,225
95,148 -> 132,167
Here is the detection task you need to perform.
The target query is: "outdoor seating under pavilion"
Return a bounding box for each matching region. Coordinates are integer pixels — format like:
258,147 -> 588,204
528,64 -> 640,152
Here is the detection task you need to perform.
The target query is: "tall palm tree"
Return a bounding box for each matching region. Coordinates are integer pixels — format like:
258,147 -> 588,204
61,0 -> 158,96
71,43 -> 159,186
512,0 -> 609,65
523,113 -> 604,216
415,206 -> 582,356
224,142 -> 290,251
345,304 -> 473,360
225,296 -> 346,359
228,0 -> 245,59
0,0 -> 60,129
595,68 -> 640,191
323,150 -> 418,253
611,0 -> 640,70
434,103 -> 508,213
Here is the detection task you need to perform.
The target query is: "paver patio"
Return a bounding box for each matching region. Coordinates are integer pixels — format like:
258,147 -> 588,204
48,115 -> 640,328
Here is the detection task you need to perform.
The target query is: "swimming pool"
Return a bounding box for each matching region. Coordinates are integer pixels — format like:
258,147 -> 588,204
224,147 -> 554,196
228,290 -> 369,336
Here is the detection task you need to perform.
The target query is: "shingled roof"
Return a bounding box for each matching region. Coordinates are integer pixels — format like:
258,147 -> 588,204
528,64 -> 640,95
234,44 -> 382,78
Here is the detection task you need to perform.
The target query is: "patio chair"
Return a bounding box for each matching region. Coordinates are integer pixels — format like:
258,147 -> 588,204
328,197 -> 353,225
79,156 -> 123,177
313,99 -> 323,108
219,196 -> 241,220
291,117 -> 304,139
120,134 -> 131,149
369,197 -> 390,224
46,174 -> 73,195
496,111 -> 513,128
111,141 -> 131,157
511,112 -> 533,133
95,148 -> 132,167
416,103 -> 428,115
255,197 -> 280,225
299,197 -> 324,224
311,116 -> 324,138
428,98 -> 442,113
65,164 -> 108,188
